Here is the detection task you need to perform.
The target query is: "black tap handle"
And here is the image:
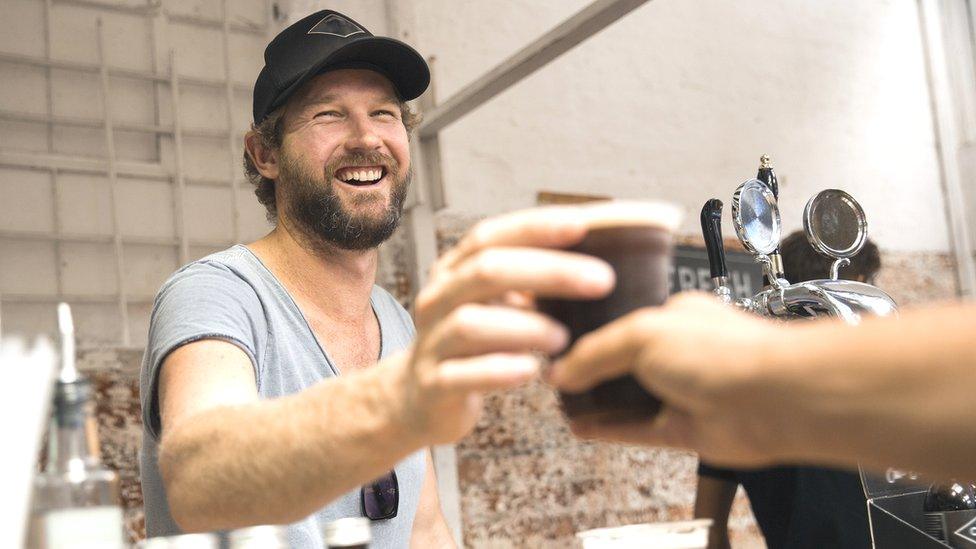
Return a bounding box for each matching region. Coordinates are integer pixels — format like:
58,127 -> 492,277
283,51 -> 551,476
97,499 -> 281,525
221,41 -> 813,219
757,155 -> 785,282
700,199 -> 728,280
758,154 -> 779,200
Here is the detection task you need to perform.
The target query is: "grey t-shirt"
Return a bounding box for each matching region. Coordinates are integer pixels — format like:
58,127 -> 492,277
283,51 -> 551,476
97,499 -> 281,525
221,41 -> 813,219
138,245 -> 425,548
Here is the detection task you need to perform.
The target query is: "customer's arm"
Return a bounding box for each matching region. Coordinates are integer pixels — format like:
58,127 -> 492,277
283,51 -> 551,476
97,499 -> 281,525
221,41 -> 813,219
550,294 -> 976,480
158,207 -> 615,532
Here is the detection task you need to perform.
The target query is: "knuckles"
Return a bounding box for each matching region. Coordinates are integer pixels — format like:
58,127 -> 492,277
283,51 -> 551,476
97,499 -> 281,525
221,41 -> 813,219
413,283 -> 443,321
466,221 -> 493,251
467,249 -> 505,286
445,304 -> 487,344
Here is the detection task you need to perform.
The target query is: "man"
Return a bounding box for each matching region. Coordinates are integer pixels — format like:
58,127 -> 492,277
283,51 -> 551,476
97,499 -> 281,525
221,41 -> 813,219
138,10 -> 615,548
694,231 -> 881,549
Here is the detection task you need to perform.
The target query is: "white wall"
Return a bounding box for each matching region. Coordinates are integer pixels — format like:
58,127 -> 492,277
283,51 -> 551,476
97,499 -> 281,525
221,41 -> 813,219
389,0 -> 947,252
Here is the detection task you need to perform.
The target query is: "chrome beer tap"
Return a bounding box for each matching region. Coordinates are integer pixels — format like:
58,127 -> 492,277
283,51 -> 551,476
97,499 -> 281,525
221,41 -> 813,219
700,155 -> 898,324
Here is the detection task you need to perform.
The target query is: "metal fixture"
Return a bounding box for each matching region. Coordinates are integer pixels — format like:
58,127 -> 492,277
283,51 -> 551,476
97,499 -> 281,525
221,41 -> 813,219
701,155 -> 898,325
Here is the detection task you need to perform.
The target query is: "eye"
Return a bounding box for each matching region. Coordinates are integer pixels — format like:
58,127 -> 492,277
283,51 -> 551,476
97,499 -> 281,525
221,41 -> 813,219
373,109 -> 399,119
314,110 -> 342,119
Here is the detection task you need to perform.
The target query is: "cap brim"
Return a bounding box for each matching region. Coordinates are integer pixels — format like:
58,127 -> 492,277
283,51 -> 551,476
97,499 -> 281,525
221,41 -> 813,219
269,36 -> 430,115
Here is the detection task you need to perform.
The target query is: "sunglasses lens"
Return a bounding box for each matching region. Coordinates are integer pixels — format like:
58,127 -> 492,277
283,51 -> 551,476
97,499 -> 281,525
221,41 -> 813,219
363,471 -> 398,520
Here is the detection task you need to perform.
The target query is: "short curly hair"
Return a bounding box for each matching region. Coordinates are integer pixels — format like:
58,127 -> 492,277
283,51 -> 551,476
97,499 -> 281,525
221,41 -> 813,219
781,230 -> 881,282
243,101 -> 421,223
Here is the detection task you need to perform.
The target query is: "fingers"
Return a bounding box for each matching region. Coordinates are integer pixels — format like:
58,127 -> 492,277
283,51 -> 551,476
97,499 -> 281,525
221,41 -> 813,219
417,247 -> 614,327
497,290 -> 535,310
548,309 -> 653,393
429,304 -> 568,359
437,207 -> 588,272
549,310 -> 712,413
435,353 -> 540,392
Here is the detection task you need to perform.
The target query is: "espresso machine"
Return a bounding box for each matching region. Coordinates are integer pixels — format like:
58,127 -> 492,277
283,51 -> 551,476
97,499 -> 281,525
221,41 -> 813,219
699,155 -> 898,323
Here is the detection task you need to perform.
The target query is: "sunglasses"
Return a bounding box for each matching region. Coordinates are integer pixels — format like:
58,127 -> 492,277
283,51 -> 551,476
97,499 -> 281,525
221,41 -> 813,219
361,470 -> 398,521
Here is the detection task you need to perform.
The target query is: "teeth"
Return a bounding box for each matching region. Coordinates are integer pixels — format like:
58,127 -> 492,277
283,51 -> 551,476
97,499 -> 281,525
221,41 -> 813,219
338,167 -> 383,183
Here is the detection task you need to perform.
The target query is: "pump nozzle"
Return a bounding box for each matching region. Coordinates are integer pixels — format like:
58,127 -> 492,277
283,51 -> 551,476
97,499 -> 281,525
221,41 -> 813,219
57,303 -> 78,384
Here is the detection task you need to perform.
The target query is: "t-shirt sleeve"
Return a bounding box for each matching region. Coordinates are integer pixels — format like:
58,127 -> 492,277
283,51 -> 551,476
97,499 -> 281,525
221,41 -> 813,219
394,297 -> 416,339
141,261 -> 267,441
698,460 -> 739,482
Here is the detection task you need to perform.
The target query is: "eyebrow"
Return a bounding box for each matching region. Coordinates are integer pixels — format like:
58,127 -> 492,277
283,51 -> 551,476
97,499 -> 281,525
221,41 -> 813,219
299,93 -> 337,109
300,93 -> 400,109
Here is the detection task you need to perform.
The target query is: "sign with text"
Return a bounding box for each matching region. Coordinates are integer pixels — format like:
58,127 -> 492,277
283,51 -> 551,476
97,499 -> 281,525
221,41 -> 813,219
669,245 -> 763,298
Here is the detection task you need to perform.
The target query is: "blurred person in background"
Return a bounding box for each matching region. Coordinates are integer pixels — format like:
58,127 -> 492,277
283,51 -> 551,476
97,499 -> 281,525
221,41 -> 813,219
694,230 -> 880,549
139,11 -> 614,547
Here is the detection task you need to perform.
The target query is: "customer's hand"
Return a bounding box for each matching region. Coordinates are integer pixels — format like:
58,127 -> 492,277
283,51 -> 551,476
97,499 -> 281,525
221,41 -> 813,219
549,293 -> 791,468
396,206 -> 616,445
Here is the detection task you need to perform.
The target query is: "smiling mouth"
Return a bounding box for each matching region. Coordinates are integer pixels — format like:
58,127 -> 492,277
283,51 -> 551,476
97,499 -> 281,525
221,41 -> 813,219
335,165 -> 387,187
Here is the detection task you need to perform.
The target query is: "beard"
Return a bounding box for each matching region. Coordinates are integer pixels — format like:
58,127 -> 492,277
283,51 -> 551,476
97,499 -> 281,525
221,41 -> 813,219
277,149 -> 410,251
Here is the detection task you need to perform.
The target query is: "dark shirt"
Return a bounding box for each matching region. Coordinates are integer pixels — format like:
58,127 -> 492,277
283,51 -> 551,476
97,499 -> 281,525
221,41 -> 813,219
698,462 -> 870,549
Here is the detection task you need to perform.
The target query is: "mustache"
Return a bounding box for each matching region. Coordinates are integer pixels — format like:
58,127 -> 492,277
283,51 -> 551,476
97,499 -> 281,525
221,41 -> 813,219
324,151 -> 399,180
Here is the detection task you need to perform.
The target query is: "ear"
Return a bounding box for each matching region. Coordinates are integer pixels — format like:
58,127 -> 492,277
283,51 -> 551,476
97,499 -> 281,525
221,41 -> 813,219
244,130 -> 280,180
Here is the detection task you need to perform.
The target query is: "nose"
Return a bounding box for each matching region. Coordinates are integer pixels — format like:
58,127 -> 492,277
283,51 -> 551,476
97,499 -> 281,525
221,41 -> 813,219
344,114 -> 382,152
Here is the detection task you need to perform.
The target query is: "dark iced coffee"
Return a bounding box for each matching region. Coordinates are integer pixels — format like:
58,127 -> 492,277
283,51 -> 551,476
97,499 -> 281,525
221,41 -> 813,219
538,201 -> 682,424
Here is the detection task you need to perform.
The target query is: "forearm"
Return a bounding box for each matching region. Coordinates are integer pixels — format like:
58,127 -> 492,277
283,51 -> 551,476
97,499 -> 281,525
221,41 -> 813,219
160,355 -> 420,531
763,302 -> 976,478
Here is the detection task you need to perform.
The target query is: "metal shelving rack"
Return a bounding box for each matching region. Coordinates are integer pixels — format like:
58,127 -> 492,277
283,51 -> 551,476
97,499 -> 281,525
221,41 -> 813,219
0,0 -> 273,345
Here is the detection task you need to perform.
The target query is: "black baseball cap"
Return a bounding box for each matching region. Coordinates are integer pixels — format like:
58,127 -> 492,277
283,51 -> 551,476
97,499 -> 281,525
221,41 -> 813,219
252,10 -> 430,123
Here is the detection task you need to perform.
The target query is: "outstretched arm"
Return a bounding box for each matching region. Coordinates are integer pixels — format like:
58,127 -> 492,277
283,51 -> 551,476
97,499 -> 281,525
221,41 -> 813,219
550,294 -> 976,480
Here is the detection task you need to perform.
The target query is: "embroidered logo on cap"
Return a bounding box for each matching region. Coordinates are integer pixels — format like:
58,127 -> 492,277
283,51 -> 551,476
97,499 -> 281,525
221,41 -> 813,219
307,14 -> 366,38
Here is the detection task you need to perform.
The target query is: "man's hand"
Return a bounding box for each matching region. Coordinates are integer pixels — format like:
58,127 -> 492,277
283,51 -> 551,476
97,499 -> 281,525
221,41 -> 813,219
548,292 -> 791,468
394,207 -> 616,446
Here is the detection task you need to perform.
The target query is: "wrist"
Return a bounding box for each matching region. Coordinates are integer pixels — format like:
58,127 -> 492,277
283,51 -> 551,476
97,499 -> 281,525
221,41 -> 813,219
373,351 -> 428,450
741,322 -> 816,464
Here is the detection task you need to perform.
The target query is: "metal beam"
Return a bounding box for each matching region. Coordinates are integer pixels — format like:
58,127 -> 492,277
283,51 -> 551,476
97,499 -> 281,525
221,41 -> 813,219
0,293 -> 154,306
97,19 -> 131,346
51,0 -> 268,35
0,52 -> 252,93
0,150 -> 169,180
43,0 -> 65,300
222,0 -> 243,243
168,12 -> 267,35
0,229 -> 232,249
416,80 -> 447,211
417,0 -> 652,138
918,0 -> 976,297
0,109 -> 229,140
0,152 -> 243,190
169,51 -> 190,264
